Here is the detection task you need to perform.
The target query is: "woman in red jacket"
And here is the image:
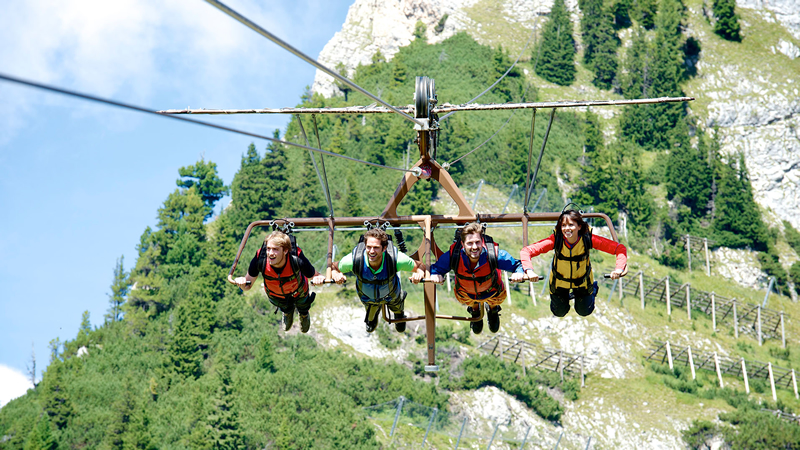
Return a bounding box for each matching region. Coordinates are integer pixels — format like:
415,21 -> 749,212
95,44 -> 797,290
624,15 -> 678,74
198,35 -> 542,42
520,209 -> 628,317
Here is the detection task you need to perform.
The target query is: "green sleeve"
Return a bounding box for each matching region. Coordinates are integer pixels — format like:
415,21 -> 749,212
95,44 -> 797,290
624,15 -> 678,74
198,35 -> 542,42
338,254 -> 354,274
396,252 -> 417,272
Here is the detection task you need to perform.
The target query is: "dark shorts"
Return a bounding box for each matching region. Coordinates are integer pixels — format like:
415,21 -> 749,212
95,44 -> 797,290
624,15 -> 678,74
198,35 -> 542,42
549,282 -> 598,317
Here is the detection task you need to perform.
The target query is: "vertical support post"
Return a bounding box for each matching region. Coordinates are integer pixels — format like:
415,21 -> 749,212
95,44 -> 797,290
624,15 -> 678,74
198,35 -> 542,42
666,277 -> 671,316
581,355 -> 585,387
422,216 -> 438,372
781,312 -> 786,349
688,346 -> 696,380
530,281 -> 537,306
522,346 -> 527,376
742,358 -> 750,394
390,396 -> 405,437
541,272 -> 549,296
768,363 -> 777,402
686,284 -> 691,320
554,431 -> 564,450
792,369 -> 798,400
446,272 -> 451,292
498,336 -> 504,361
639,271 -> 645,310
711,293 -> 717,331
714,352 -> 724,388
704,238 -> 710,276
519,425 -> 532,450
486,421 -> 501,450
619,276 -> 624,301
607,278 -> 618,303
472,179 -> 484,210
504,271 -> 512,306
686,235 -> 692,272
559,350 -> 564,381
733,299 -> 739,339
666,341 -> 674,370
454,417 -> 468,450
422,407 -> 438,448
585,436 -> 592,450
501,184 -> 518,214
758,306 -> 763,346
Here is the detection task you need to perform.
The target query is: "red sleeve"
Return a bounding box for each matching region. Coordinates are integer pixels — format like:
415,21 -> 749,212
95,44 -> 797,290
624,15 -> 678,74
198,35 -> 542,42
519,235 -> 555,271
591,235 -> 627,270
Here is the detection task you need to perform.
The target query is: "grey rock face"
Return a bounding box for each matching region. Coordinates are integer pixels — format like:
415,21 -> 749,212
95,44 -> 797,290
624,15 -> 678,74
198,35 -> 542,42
738,0 -> 800,40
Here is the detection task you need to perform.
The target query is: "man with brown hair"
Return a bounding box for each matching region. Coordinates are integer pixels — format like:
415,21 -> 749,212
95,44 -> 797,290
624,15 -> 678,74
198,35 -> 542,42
235,231 -> 325,333
331,228 -> 425,333
429,223 -> 525,334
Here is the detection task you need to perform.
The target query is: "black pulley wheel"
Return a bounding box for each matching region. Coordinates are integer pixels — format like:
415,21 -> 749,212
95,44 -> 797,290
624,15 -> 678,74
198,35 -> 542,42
415,76 -> 430,119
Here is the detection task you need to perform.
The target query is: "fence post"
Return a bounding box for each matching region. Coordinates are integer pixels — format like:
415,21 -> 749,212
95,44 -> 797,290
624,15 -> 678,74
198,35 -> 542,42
781,312 -> 786,349
559,350 -> 564,381
446,272 -> 451,292
686,284 -> 691,320
639,271 -> 645,310
585,436 -> 592,450
733,299 -> 738,339
454,417 -> 468,450
666,341 -> 674,370
529,281 -> 537,306
688,346 -> 696,380
792,369 -> 799,400
504,271 -> 512,306
714,352 -> 724,388
607,278 -> 618,303
472,179 -> 484,210
666,277 -> 671,316
758,306 -> 763,346
519,425 -> 532,450
704,238 -> 710,276
581,355 -> 585,387
686,235 -> 692,272
390,396 -> 405,437
486,421 -> 501,450
554,431 -> 564,450
711,293 -> 716,331
422,407 -> 438,448
619,276 -> 624,302
501,184 -> 518,214
742,358 -> 750,394
541,272 -> 549,296
768,363 -> 777,402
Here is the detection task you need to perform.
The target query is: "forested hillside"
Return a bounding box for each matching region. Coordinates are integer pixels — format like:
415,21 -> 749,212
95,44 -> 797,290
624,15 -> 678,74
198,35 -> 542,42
3,0 -> 800,448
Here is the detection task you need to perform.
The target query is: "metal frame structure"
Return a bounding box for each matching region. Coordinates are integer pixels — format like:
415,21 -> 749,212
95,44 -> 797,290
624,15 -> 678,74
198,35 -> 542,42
213,76 -> 691,371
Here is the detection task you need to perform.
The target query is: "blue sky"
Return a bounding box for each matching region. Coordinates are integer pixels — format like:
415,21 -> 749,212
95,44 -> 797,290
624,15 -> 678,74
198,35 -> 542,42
0,0 -> 352,405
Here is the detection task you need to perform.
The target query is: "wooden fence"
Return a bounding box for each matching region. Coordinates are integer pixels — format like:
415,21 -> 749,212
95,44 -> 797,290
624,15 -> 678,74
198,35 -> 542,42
645,340 -> 800,401
598,269 -> 788,346
477,334 -> 587,385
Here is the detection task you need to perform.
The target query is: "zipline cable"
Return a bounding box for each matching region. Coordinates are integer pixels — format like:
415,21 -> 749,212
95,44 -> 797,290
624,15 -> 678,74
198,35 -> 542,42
204,0 -> 423,127
443,77 -> 535,169
0,73 -> 420,175
523,108 -> 537,212
295,115 -> 334,217
311,115 -> 334,218
438,21 -> 537,123
525,108 -> 556,210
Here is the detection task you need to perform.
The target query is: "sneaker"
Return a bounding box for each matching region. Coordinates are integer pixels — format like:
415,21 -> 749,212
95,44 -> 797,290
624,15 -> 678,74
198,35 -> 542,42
468,306 -> 483,335
365,308 -> 379,333
283,309 -> 295,331
299,313 -> 310,333
395,312 -> 406,333
487,305 -> 502,333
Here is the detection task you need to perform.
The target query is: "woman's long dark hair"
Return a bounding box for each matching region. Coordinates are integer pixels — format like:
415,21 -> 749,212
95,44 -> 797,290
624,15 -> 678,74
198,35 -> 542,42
555,210 -> 589,239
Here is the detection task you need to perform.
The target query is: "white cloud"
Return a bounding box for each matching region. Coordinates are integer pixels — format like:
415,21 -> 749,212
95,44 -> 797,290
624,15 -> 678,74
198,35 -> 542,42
0,365 -> 33,408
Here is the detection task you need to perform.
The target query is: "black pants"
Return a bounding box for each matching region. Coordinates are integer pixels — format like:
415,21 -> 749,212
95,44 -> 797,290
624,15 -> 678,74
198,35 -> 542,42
549,282 -> 598,317
269,292 -> 316,315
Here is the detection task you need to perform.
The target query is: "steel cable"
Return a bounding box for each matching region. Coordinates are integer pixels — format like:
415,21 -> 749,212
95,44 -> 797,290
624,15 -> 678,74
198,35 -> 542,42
204,0 -> 422,127
295,115 -> 334,216
0,73 -> 419,175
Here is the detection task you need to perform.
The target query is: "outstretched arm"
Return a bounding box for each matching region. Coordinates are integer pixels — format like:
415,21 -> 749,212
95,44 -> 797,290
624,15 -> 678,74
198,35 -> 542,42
519,235 -> 555,280
234,252 -> 261,290
592,234 -> 628,279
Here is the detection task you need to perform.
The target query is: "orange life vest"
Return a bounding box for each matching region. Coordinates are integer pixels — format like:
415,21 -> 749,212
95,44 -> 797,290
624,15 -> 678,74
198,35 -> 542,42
451,240 -> 505,300
259,247 -> 309,300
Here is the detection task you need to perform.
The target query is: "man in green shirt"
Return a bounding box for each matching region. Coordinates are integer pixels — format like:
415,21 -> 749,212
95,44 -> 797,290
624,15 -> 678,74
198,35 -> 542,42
332,228 -> 424,333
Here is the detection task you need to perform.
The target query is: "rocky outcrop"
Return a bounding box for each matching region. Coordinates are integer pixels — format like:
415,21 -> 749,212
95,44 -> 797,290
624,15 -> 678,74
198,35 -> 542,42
738,0 -> 800,40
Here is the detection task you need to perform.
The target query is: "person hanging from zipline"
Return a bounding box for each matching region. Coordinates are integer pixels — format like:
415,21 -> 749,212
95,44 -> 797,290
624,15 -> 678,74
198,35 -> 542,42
331,228 -> 425,333
234,231 -> 326,333
428,223 -> 525,334
520,208 -> 627,317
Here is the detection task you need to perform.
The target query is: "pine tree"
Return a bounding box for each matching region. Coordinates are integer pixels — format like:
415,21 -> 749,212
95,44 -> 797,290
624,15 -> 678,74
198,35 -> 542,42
177,159 -> 229,218
41,362 -> 73,430
535,0 -> 577,86
665,129 -> 712,216
229,137 -> 289,234
23,414 -> 56,450
282,149 -> 326,218
580,0 -> 604,64
584,110 -> 604,154
343,173 -> 364,217
590,12 -> 620,90
106,256 -> 129,323
633,0 -> 657,29
713,153 -> 768,250
207,362 -> 244,450
713,0 -> 741,41
620,27 -> 650,99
